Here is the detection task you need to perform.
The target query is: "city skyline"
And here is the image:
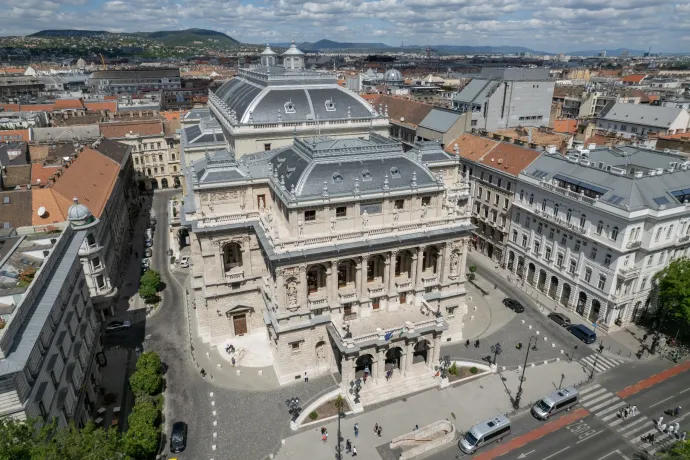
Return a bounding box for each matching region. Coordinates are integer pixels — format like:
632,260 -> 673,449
3,0 -> 690,53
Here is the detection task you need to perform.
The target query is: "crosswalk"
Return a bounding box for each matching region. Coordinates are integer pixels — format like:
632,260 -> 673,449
579,384 -> 683,455
579,354 -> 625,374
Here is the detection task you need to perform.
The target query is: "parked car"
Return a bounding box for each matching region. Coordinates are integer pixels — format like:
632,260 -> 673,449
170,421 -> 187,453
105,320 -> 131,333
149,216 -> 157,227
179,256 -> 190,268
548,312 -> 571,327
144,248 -> 153,258
144,238 -> 153,248
146,228 -> 153,239
502,298 -> 525,313
568,324 -> 597,344
141,258 -> 150,268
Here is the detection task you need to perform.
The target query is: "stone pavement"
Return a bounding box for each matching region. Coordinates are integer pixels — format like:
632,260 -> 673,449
273,360 -> 593,460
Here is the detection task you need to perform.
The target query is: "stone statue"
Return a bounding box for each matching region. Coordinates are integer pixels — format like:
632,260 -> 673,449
287,280 -> 298,308
450,252 -> 460,276
298,218 -> 304,237
330,213 -> 337,232
361,210 -> 369,229
421,203 -> 428,219
393,206 -> 399,224
258,197 -> 265,212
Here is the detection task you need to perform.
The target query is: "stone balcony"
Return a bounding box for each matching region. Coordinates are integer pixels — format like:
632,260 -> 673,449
617,266 -> 641,280
329,302 -> 446,349
422,273 -> 439,287
225,269 -> 244,282
367,282 -> 386,298
308,289 -> 329,309
395,277 -> 414,291
626,240 -> 642,249
338,286 -> 358,303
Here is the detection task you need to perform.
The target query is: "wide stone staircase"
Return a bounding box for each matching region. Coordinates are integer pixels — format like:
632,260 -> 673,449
359,368 -> 439,407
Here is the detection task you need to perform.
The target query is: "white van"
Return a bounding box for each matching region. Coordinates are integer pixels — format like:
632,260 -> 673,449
532,387 -> 579,420
458,415 -> 511,454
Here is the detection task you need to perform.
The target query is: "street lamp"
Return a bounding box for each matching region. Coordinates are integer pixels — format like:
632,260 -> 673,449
335,395 -> 345,460
286,397 -> 301,422
589,344 -> 605,380
490,343 -> 502,366
513,336 -> 537,409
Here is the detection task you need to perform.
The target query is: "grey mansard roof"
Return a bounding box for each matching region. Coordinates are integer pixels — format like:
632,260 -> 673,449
212,67 -> 378,125
189,134 -> 451,201
598,102 -> 686,128
522,146 -> 690,212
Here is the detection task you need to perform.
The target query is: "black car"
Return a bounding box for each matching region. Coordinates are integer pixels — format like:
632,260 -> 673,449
170,421 -> 187,453
503,298 -> 525,313
548,312 -> 572,327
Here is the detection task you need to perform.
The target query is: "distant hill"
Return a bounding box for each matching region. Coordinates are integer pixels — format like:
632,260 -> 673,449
276,39 -> 549,55
299,39 -> 391,51
567,48 -> 647,57
30,28 -> 239,47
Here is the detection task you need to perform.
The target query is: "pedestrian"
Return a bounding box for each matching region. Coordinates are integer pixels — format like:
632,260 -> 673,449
465,339 -> 470,347
346,439 -> 351,453
657,416 -> 664,426
475,339 -> 480,348
352,446 -> 358,456
322,434 -> 327,443
632,405 -> 638,416
674,422 -> 680,434
231,356 -> 236,366
642,334 -> 648,342
374,423 -> 379,433
321,427 -> 326,435
135,251 -> 138,258
659,423 -> 667,433
354,423 -> 359,438
414,424 -> 419,431
377,426 -> 382,438
516,342 -> 523,350
624,406 -> 630,419
304,371 -> 308,383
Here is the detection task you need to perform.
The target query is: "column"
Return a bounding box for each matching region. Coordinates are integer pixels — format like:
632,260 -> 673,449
405,342 -> 414,375
243,238 -> 252,276
276,268 -> 285,311
331,260 -> 338,305
356,258 -> 364,298
376,349 -> 385,383
460,240 -> 469,279
325,266 -> 332,305
416,246 -> 425,287
410,253 -> 418,288
440,243 -> 451,284
299,265 -> 308,307
389,251 -> 397,293
383,255 -> 390,290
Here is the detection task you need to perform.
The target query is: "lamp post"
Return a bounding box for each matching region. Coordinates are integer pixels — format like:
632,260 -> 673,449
286,397 -> 301,422
334,395 -> 345,460
490,343 -> 502,366
514,336 -> 537,409
589,344 -> 605,380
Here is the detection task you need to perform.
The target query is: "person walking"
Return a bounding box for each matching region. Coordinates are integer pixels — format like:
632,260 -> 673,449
674,422 -> 680,434
465,339 -> 470,347
642,334 -> 648,342
346,439 -> 351,453
352,446 -> 358,456
631,405 -> 638,416
354,423 -> 359,438
474,339 -> 480,348
304,371 -> 308,383
657,416 -> 664,426
374,423 -> 379,433
377,426 -> 382,438
681,431 -> 687,441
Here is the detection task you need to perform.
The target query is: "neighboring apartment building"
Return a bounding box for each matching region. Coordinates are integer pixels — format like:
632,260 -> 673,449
596,103 -> 690,139
181,133 -> 473,406
506,146 -> 690,331
0,76 -> 44,102
87,69 -> 181,94
30,145 -> 133,316
452,68 -> 555,131
100,120 -> 182,190
0,219 -> 104,427
207,43 -> 388,158
365,94 -> 433,151
445,133 -> 542,264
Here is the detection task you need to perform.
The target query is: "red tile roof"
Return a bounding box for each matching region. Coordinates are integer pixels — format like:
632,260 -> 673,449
444,133 -> 499,160
85,101 -> 117,112
0,129 -> 31,142
478,142 -> 542,177
553,119 -> 578,134
53,99 -> 85,110
367,94 -> 434,128
100,120 -> 164,138
621,74 -> 647,83
31,163 -> 60,186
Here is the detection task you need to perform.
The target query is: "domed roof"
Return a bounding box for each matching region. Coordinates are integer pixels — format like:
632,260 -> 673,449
282,41 -> 305,56
261,44 -> 277,56
67,197 -> 92,222
383,69 -> 403,81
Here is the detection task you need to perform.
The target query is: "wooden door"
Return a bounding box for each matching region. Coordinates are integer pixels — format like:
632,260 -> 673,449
233,314 -> 248,336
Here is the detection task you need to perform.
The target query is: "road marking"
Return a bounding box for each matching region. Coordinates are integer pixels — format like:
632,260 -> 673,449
597,401 -> 626,418
474,409 -> 589,460
517,449 -> 535,458
579,384 -> 601,395
580,388 -> 608,402
609,418 -> 624,427
680,387 -> 690,394
576,429 -> 603,444
617,360 -> 690,398
596,451 -> 621,460
622,420 -> 654,438
618,417 -> 648,432
649,395 -> 675,408
582,393 -> 615,407
589,397 -> 622,413
541,446 -> 569,460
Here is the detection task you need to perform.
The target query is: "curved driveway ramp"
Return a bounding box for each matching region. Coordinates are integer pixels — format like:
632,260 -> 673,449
389,420 -> 456,459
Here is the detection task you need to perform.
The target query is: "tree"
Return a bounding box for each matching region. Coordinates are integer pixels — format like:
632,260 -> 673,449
138,270 -> 161,303
34,422 -> 126,460
129,352 -> 163,398
334,394 -> 345,416
660,440 -> 690,459
122,401 -> 161,459
467,265 -> 478,282
654,259 -> 690,331
0,417 -> 40,460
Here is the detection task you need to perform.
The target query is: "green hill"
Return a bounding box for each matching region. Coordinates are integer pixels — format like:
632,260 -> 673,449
29,28 -> 240,47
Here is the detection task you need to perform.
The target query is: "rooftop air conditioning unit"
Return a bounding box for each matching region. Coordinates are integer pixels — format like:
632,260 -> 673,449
634,171 -> 644,178
547,145 -> 557,154
610,167 -> 626,175
588,143 -> 597,150
580,149 -> 590,156
656,168 -> 664,174
649,170 -> 657,176
580,159 -> 591,166
567,156 -> 578,163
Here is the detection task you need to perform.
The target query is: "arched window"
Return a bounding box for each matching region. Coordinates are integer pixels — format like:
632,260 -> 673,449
553,204 -> 559,217
667,225 -> 674,239
612,226 -> 619,241
529,194 -> 534,205
566,208 -> 572,223
86,233 -> 96,247
519,190 -> 525,201
541,199 -> 546,212
171,153 -> 176,161
596,221 -> 603,234
579,214 -> 586,228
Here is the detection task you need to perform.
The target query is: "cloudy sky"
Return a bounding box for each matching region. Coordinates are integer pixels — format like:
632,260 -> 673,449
4,0 -> 690,53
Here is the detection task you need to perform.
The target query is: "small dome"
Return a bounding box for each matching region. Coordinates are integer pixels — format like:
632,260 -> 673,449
384,69 -> 403,81
261,44 -> 277,56
282,40 -> 305,56
67,197 -> 92,222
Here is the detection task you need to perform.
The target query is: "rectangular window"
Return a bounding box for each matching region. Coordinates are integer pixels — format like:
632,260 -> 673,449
394,199 -> 404,210
264,143 -> 271,151
480,171 -> 484,180
290,341 -> 301,353
507,182 -> 511,191
486,191 -> 491,202
557,253 -> 564,267
304,210 -> 316,222
569,259 -> 577,274
522,234 -> 528,247
590,247 -> 597,260
488,174 -> 493,184
96,275 -> 105,289
545,247 -> 552,261
336,206 -> 347,218
494,194 -> 499,206
598,275 -> 607,290
574,240 -> 581,252
421,196 -> 431,207
512,230 -> 518,242
503,198 -> 509,209
497,178 -> 502,188
604,254 -> 612,265
39,401 -> 47,418
360,202 -> 382,215
561,236 -> 567,245
647,256 -> 653,266
533,241 -> 540,255
584,267 -> 592,283
477,186 -> 483,198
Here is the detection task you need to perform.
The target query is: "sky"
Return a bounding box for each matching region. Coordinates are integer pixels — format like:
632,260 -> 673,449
4,0 -> 690,53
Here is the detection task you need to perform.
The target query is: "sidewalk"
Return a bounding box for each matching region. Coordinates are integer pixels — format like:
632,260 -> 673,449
274,360 -> 593,460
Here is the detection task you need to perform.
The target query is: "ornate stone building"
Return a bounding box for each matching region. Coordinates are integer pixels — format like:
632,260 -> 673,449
181,133 -> 473,404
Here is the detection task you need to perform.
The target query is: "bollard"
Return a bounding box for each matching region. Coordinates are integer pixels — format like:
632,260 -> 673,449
213,420 -> 217,426
213,432 -> 217,438
560,349 -> 564,354
258,370 -> 263,376
470,315 -> 474,320
530,363 -> 535,368
217,363 -> 222,368
529,325 -> 532,329
544,360 -> 548,365
473,306 -> 477,311
211,401 -> 215,406
213,410 -> 217,416
536,330 -> 540,335
521,319 -> 525,324
281,440 -> 286,445
543,336 -> 547,341
206,352 -> 210,357
210,392 -> 214,397
236,369 -> 241,376
212,445 -> 217,451
552,343 -> 555,348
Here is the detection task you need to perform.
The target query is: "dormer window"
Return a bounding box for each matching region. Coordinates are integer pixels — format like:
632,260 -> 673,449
325,99 -> 336,112
361,170 -> 372,181
284,101 -> 296,114
332,172 -> 343,183
390,167 -> 401,178
286,166 -> 296,178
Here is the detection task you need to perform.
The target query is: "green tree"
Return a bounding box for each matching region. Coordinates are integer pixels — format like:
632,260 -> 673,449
654,259 -> 690,330
35,422 -> 126,460
122,402 -> 161,459
138,270 -> 161,303
0,417 -> 41,460
334,394 -> 345,416
136,351 -> 163,376
129,352 -> 164,398
660,440 -> 690,459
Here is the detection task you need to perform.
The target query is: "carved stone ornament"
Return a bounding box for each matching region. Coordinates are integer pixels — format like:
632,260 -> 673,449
449,251 -> 460,276
286,278 -> 299,310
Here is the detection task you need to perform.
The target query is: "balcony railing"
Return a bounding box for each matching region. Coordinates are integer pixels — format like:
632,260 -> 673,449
225,270 -> 244,282
422,274 -> 439,286
540,182 -> 597,205
618,266 -> 641,279
626,240 -> 642,249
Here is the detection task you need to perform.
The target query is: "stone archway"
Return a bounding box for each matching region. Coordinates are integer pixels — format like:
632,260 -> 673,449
150,178 -> 159,190
174,176 -> 181,188
537,270 -> 547,292
548,276 -> 559,299
413,340 -> 430,364
589,299 -> 601,323
517,257 -> 525,278
161,178 -> 169,189
577,291 -> 587,315
385,347 -> 403,371
507,251 -> 515,271
138,180 -> 147,191
355,354 -> 374,378
527,263 -> 536,285
315,340 -> 328,369
632,301 -> 643,323
560,284 -> 571,307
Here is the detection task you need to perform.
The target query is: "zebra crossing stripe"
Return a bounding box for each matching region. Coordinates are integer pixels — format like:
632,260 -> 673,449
579,384 -> 601,395
630,427 -> 658,446
622,419 -> 654,437
609,418 -> 625,428
618,417 -> 649,432
580,388 -> 608,402
588,397 -> 622,413
583,393 -> 616,407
